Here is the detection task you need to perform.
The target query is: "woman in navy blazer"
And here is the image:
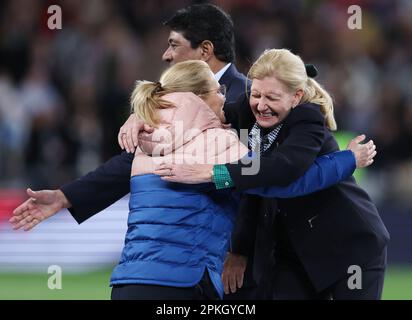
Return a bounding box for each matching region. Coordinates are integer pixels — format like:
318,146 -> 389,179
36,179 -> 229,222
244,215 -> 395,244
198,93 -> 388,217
155,49 -> 389,299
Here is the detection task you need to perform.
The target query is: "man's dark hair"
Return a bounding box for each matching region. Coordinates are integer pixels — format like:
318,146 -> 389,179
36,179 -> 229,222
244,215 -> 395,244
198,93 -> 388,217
164,4 -> 235,63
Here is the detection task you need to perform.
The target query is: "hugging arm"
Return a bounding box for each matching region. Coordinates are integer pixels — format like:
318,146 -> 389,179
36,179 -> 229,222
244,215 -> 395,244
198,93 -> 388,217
244,150 -> 355,198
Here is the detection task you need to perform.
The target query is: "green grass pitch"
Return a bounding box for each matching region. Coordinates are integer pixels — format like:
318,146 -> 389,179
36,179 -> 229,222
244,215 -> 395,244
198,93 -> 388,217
0,265 -> 411,300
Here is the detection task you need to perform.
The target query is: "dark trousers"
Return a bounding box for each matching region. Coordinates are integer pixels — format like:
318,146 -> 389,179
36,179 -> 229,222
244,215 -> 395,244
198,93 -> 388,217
270,248 -> 387,300
270,215 -> 387,300
111,270 -> 220,300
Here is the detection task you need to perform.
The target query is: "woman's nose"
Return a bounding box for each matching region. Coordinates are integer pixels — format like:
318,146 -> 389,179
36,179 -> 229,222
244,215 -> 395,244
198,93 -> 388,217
256,99 -> 268,111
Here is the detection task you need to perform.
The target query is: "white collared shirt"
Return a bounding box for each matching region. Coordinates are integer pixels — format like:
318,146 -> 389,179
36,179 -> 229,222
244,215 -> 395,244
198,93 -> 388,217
214,63 -> 232,81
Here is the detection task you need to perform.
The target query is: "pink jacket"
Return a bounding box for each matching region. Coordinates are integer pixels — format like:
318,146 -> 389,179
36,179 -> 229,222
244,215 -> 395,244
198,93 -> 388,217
131,92 -> 248,176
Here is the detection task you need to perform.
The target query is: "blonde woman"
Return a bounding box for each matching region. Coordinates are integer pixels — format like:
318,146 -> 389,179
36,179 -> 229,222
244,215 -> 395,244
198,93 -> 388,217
152,50 -> 389,300
11,59 -> 374,300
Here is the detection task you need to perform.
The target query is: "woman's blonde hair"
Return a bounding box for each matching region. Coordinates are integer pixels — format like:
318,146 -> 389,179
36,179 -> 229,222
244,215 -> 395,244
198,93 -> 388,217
248,48 -> 337,130
130,60 -> 216,127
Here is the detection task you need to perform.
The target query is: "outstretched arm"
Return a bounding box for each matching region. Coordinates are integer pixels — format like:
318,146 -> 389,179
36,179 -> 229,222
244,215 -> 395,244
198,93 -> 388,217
60,151 -> 134,223
10,152 -> 133,230
10,188 -> 71,231
11,116 -> 154,230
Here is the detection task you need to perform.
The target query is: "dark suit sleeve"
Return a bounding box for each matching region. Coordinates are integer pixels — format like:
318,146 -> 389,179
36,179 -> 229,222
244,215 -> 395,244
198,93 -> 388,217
60,152 -> 133,224
223,92 -> 254,136
223,101 -> 239,129
226,105 -> 326,191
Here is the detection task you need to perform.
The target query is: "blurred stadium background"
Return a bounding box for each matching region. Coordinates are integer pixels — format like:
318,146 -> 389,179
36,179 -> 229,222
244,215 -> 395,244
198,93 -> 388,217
0,0 -> 411,299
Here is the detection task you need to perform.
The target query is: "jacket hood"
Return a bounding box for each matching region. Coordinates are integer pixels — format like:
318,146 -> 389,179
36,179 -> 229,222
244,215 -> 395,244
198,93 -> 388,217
138,92 -> 223,156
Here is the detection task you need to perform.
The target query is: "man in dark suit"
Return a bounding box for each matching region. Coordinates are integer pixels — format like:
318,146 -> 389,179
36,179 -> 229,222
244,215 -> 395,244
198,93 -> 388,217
10,4 -> 257,300
12,3 -> 247,221
119,4 -> 249,154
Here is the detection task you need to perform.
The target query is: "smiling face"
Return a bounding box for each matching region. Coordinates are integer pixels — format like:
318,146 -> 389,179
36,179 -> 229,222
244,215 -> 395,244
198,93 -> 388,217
250,76 -> 302,128
162,31 -> 203,65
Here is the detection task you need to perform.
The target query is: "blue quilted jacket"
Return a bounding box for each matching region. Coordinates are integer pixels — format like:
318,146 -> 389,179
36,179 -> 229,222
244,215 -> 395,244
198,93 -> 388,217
109,152 -> 355,298
110,174 -> 238,298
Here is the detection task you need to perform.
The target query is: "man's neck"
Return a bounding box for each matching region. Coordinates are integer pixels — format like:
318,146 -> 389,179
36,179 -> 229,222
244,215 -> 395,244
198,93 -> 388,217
208,58 -> 229,74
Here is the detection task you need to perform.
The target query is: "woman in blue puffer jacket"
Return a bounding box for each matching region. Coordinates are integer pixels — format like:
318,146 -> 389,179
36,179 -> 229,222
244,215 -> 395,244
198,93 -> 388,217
109,60 -> 367,300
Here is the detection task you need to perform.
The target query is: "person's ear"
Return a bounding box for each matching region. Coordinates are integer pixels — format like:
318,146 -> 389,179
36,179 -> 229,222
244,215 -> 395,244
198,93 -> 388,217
292,89 -> 304,108
199,40 -> 214,61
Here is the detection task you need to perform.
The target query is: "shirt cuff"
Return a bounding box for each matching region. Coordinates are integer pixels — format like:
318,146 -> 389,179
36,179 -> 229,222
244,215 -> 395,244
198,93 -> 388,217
212,165 -> 234,189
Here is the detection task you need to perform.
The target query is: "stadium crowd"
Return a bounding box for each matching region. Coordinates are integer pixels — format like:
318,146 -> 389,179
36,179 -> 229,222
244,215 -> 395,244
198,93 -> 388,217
0,0 -> 411,207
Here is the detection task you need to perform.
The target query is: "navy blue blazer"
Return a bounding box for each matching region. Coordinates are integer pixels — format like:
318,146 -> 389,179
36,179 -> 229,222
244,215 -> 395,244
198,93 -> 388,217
219,64 -> 249,103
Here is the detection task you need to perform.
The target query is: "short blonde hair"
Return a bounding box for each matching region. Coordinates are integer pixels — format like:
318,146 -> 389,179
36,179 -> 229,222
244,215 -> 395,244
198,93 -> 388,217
131,60 -> 216,127
248,49 -> 337,130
